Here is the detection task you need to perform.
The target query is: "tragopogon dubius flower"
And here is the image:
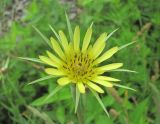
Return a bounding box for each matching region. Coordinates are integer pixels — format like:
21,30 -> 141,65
39,25 -> 123,94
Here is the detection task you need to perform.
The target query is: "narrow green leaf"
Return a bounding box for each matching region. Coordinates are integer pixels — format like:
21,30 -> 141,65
4,57 -> 10,69
110,69 -> 138,73
27,105 -> 55,124
49,24 -> 60,41
33,26 -> 52,48
119,41 -> 137,50
43,85 -> 62,103
106,28 -> 119,41
75,86 -> 80,113
65,12 -> 73,41
18,57 -> 43,63
113,83 -> 136,91
149,83 -> 160,96
90,22 -> 94,28
27,76 -> 54,85
0,102 -> 12,112
90,88 -> 110,117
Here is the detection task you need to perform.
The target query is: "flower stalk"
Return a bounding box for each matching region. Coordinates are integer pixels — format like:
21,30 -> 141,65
71,85 -> 84,124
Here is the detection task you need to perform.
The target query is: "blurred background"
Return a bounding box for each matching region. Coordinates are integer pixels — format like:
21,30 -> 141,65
0,0 -> 160,124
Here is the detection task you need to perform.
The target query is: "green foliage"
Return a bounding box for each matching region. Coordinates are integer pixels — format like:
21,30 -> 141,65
0,0 -> 159,123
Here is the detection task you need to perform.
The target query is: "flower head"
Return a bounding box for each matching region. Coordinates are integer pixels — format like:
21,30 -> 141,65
39,25 -> 123,94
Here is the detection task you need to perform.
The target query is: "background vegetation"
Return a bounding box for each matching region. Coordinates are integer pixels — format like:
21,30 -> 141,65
0,0 -> 160,124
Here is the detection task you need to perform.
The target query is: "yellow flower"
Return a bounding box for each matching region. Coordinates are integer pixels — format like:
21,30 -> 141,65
39,25 -> 123,94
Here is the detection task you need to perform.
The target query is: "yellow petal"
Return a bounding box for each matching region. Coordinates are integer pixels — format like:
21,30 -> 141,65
73,26 -> 80,52
91,32 -> 107,59
87,81 -> 104,93
46,51 -> 63,66
45,68 -> 65,76
91,78 -> 113,87
98,63 -> 123,71
82,27 -> 92,52
94,47 -> 118,65
96,76 -> 120,82
77,82 -> 85,93
50,37 -> 65,60
67,42 -> 74,55
39,56 -> 57,67
99,81 -> 113,87
57,77 -> 71,86
59,30 -> 69,52
92,43 -> 105,59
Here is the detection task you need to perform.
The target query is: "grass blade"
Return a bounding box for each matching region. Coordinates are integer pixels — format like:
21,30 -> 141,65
49,24 -> 60,41
90,22 -> 94,28
27,105 -> 55,124
113,83 -> 136,91
119,41 -> 137,50
33,26 -> 52,48
18,57 -> 43,63
75,86 -> 80,113
90,88 -> 110,117
110,69 -> 138,73
4,57 -> 10,69
149,83 -> 160,96
27,76 -> 54,85
43,85 -> 62,103
106,28 -> 119,41
65,12 -> 73,41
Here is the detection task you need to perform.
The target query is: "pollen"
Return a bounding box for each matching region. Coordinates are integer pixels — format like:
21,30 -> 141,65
62,52 -> 95,82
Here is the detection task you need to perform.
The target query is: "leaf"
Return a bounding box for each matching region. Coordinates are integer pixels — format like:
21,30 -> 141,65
48,24 -> 60,41
75,87 -> 80,113
4,57 -> 10,69
113,83 -> 136,91
65,12 -> 73,41
129,99 -> 148,124
43,85 -> 63,103
31,87 -> 71,106
27,76 -> 54,85
18,57 -> 43,63
110,69 -> 138,73
149,83 -> 160,99
90,21 -> 94,28
95,115 -> 113,124
105,28 -> 119,41
33,26 -> 52,48
90,88 -> 110,117
26,105 -> 55,124
149,83 -> 160,123
118,41 -> 137,50
55,107 -> 65,124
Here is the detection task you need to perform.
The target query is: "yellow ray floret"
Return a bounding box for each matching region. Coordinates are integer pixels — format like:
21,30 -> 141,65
91,32 -> 107,59
98,63 -> 123,72
45,68 -> 65,76
82,27 -> 92,52
94,46 -> 119,65
59,30 -> 69,52
46,51 -> 63,66
73,26 -> 80,52
91,78 -> 113,87
39,56 -> 57,67
87,81 -> 104,93
96,76 -> 120,82
50,37 -> 65,60
57,77 -> 71,86
77,82 -> 85,93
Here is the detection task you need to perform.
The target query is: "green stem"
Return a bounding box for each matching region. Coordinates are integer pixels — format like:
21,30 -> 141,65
70,85 -> 84,124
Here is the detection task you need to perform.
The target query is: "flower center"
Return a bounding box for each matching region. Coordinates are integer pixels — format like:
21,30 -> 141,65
62,52 -> 95,82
